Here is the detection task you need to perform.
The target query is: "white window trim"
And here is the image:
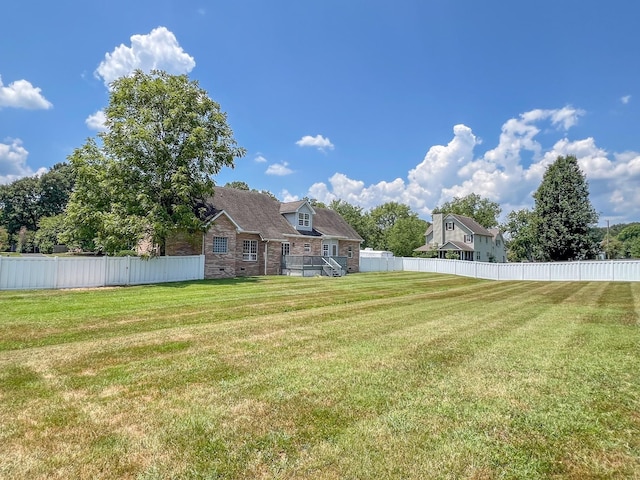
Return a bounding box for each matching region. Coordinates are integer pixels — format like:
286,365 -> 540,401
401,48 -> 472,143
347,246 -> 353,258
298,212 -> 310,227
243,240 -> 258,261
445,222 -> 454,231
304,243 -> 311,253
281,242 -> 290,256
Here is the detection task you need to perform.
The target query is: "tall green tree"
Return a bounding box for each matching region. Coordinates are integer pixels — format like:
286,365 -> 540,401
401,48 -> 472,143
224,181 -> 250,190
369,202 -> 414,250
329,199 -> 374,247
34,214 -> 67,254
618,224 -> 640,258
39,163 -> 76,218
502,208 -> 537,262
386,216 -> 429,257
0,176 -> 41,234
533,155 -> 598,261
0,162 -> 75,241
432,193 -> 501,228
65,70 -> 245,254
0,226 -> 8,251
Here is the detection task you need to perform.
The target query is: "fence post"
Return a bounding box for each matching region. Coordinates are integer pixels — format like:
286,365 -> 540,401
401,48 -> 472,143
126,255 -> 132,286
611,260 -> 614,282
103,255 -> 108,287
54,256 -> 59,289
578,261 -> 581,282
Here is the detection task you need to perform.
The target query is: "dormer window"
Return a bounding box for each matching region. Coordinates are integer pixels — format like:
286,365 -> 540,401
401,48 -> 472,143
298,212 -> 310,227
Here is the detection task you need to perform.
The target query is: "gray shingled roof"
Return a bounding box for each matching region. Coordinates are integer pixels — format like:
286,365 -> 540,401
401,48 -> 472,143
448,214 -> 493,236
279,200 -> 307,214
488,228 -> 503,239
205,187 -> 296,240
205,187 -> 363,242
313,208 -> 363,241
440,240 -> 474,251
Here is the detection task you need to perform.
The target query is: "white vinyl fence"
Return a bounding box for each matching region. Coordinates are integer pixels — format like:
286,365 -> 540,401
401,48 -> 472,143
360,257 -> 640,282
0,255 -> 205,290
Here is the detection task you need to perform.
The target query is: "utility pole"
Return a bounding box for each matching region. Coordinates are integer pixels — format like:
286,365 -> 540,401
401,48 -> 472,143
607,219 -> 610,260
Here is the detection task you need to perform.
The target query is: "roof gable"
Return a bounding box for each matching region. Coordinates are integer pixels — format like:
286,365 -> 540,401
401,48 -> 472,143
440,240 -> 474,251
205,187 -> 296,240
313,208 -> 363,241
279,200 -> 316,215
204,187 -> 362,242
445,214 -> 493,236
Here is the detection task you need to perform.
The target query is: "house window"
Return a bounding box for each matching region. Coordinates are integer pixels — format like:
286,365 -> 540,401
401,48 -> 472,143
464,234 -> 473,243
322,244 -> 329,257
243,240 -> 257,261
347,246 -> 353,258
445,222 -> 454,231
496,240 -> 501,246
304,243 -> 311,253
476,251 -> 481,261
298,213 -> 310,227
281,242 -> 290,256
213,237 -> 228,253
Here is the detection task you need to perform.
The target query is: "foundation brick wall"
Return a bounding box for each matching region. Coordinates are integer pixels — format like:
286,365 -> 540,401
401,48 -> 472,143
204,216 -> 237,279
340,240 -> 361,273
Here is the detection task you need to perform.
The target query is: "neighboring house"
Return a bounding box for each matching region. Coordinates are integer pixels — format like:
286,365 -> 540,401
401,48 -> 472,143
415,213 -> 507,262
166,187 -> 363,278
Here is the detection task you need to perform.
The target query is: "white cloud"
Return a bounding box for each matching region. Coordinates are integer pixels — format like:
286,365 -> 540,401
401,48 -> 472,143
296,134 -> 335,151
280,189 -> 299,202
0,138 -> 47,184
0,75 -> 52,110
621,95 -> 631,104
305,106 -> 640,224
95,26 -> 196,87
85,110 -> 107,131
266,162 -> 293,176
254,154 -> 267,163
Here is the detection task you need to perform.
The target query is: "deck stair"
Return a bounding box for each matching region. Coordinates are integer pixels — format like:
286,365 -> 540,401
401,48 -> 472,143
322,257 -> 345,277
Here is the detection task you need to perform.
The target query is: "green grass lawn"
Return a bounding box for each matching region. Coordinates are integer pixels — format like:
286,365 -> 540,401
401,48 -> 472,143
0,272 -> 638,479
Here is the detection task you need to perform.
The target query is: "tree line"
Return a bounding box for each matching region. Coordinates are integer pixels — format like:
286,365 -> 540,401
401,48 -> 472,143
1,70 -> 636,261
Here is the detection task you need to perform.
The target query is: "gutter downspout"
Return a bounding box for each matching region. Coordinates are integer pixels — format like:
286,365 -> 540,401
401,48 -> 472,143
264,240 -> 269,275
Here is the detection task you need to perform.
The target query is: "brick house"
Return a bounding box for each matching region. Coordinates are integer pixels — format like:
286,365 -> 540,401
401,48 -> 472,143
166,187 -> 364,279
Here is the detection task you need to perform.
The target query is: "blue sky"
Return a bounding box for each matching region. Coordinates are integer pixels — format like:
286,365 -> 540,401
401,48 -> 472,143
2,1 -> 639,225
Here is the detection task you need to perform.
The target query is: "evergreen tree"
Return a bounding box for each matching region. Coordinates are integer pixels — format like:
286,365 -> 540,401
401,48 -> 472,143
533,155 -> 598,261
